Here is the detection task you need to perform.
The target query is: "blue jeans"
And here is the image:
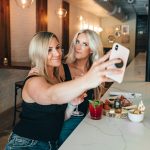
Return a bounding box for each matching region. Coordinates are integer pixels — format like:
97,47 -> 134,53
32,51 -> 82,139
5,133 -> 58,150
58,116 -> 84,147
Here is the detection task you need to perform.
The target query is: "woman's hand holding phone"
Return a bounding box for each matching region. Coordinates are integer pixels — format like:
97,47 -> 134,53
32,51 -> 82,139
106,43 -> 130,83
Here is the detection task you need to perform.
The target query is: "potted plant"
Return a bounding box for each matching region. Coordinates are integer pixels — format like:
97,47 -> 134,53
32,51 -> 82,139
88,100 -> 103,120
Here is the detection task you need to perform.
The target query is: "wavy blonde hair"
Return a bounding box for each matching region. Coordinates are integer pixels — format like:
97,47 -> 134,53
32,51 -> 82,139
65,29 -> 103,64
29,31 -> 60,83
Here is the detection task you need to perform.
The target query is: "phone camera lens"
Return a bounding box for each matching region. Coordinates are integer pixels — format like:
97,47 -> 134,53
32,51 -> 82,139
115,45 -> 118,50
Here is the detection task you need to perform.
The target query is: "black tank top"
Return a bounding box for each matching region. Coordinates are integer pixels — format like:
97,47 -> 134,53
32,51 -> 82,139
13,75 -> 67,142
63,64 -> 94,115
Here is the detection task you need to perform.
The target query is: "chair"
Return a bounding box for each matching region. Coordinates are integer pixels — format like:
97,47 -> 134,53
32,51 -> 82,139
13,81 -> 24,126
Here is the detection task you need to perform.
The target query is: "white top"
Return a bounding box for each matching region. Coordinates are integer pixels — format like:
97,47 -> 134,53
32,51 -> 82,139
59,53 -> 150,150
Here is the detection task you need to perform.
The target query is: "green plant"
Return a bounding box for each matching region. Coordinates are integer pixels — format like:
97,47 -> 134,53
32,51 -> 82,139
89,100 -> 103,108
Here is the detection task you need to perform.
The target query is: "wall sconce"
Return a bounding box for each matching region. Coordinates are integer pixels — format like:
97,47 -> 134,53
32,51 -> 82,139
115,25 -> 121,31
108,35 -> 116,43
56,7 -> 67,18
114,25 -> 121,37
15,0 -> 34,9
121,24 -> 129,35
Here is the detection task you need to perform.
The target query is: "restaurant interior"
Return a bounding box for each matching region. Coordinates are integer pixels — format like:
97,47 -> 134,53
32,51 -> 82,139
0,0 -> 150,149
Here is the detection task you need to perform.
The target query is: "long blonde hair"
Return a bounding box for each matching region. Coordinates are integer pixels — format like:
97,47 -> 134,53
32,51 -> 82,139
29,31 -> 60,83
65,29 -> 103,65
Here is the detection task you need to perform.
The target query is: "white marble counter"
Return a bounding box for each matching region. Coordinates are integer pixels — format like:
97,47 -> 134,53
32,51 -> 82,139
59,53 -> 150,150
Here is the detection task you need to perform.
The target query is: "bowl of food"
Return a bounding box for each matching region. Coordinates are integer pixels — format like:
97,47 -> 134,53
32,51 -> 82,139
128,109 -> 144,123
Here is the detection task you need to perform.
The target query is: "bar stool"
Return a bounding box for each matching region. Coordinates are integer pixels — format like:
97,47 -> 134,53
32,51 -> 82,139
13,81 -> 24,126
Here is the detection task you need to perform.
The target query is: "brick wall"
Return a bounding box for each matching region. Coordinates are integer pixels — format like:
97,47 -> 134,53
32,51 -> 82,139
0,69 -> 28,113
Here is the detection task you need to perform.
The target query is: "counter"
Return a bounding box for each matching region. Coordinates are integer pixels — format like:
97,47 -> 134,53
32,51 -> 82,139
59,53 -> 150,150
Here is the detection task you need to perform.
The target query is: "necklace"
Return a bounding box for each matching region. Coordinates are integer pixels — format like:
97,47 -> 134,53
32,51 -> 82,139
73,64 -> 87,76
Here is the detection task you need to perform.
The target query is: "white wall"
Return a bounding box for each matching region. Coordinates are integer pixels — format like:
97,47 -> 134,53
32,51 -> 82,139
9,0 -> 136,64
48,0 -> 62,43
10,0 -> 63,65
69,4 -> 101,45
101,14 -> 136,61
10,0 -> 36,64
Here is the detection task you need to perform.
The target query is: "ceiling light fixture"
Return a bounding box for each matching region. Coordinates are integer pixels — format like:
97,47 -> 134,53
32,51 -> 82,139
108,5 -> 117,15
56,7 -> 67,18
127,0 -> 135,4
117,6 -> 122,13
145,4 -> 148,14
15,0 -> 34,9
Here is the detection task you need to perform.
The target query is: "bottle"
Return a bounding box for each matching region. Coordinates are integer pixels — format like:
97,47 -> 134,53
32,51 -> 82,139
114,98 -> 122,113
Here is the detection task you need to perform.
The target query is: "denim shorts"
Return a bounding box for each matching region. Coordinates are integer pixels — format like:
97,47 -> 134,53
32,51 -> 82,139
5,133 -> 58,150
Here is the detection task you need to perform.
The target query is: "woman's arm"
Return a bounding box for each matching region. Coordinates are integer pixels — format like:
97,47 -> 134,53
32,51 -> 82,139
22,52 -> 121,105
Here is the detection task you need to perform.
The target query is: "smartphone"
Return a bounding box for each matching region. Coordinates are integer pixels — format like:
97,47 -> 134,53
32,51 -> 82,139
106,43 -> 130,83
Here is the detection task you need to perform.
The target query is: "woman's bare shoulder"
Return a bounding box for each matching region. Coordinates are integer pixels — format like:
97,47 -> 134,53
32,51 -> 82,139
25,76 -> 50,92
22,76 -> 52,104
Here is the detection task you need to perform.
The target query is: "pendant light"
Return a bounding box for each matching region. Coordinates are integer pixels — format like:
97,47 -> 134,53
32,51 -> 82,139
56,7 -> 67,18
15,0 -> 34,9
55,0 -> 67,18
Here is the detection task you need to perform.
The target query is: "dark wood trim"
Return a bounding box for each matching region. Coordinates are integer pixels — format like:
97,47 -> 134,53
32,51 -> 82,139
0,65 -> 30,70
36,0 -> 48,32
146,3 -> 150,81
62,1 -> 69,56
0,0 -> 10,66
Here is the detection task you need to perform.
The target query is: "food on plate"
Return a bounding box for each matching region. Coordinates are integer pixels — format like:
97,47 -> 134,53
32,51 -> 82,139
128,100 -> 145,122
103,95 -> 133,118
103,95 -> 132,111
132,108 -> 141,114
120,95 -> 132,107
138,100 -> 145,112
115,108 -> 122,113
122,105 -> 137,110
103,99 -> 111,110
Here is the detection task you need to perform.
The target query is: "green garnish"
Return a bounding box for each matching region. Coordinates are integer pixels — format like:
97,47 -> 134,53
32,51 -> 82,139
89,100 -> 103,108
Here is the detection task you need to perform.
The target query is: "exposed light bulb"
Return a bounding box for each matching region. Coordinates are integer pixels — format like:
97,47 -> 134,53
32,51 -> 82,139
117,6 -> 122,13
15,0 -> 34,9
56,8 -> 67,18
79,16 -> 83,21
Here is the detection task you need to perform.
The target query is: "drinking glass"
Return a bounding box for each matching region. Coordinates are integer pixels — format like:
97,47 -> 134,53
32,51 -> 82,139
89,102 -> 103,120
72,75 -> 84,117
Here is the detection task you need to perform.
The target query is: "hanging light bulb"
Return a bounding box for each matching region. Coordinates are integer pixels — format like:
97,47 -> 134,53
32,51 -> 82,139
15,0 -> 34,9
56,7 -> 67,18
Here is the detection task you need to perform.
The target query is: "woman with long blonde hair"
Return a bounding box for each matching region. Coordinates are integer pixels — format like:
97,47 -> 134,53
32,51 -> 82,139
59,29 -> 106,146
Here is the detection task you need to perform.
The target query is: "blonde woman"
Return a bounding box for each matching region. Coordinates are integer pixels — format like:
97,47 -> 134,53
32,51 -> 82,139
5,31 -> 121,150
59,29 -> 106,146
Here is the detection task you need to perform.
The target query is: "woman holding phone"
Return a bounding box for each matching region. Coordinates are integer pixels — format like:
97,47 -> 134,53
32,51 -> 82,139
59,29 -> 108,146
5,31 -> 121,150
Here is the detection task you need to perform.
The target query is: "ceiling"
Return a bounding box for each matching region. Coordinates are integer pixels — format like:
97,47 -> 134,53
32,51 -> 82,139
113,0 -> 148,15
66,0 -> 149,20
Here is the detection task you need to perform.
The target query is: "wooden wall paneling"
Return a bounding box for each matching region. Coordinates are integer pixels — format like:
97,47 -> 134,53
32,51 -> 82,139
62,1 -> 69,56
146,4 -> 150,81
36,0 -> 48,32
0,0 -> 10,66
0,0 -> 3,66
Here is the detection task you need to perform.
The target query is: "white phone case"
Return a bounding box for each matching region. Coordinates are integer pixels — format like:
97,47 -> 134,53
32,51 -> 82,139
106,43 -> 130,83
